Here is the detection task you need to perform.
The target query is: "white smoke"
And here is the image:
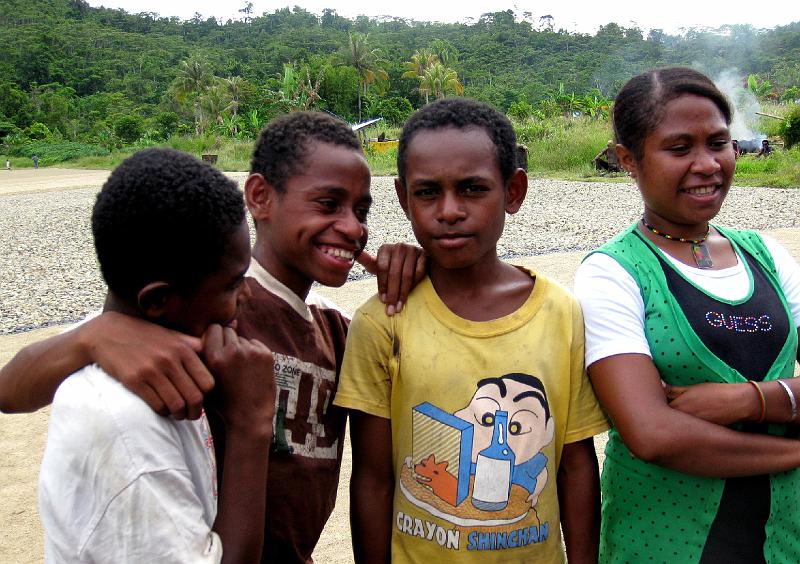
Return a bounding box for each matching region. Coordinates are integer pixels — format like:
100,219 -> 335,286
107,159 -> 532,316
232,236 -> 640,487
713,69 -> 764,144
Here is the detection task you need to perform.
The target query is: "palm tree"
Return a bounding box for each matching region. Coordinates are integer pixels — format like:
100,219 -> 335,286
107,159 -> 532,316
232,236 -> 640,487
420,62 -> 464,100
171,56 -> 213,133
341,32 -> 389,121
222,76 -> 246,136
402,49 -> 439,104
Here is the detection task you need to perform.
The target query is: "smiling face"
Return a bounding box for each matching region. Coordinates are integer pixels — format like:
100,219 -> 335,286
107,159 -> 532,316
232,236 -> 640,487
395,126 -> 524,273
454,376 -> 555,465
253,141 -> 371,297
619,94 -> 735,238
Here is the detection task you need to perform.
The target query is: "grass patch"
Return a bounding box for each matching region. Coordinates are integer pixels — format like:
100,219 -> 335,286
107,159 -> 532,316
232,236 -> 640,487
6,141 -> 109,166
514,116 -> 623,180
734,148 -> 800,188
8,119 -> 799,187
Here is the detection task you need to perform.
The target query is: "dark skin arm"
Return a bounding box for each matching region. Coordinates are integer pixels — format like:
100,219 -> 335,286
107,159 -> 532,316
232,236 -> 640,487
357,243 -> 426,316
590,353 -> 800,477
203,325 -> 276,563
665,328 -> 800,425
557,438 -> 600,564
349,411 -> 394,564
0,312 -> 213,418
0,249 -> 423,416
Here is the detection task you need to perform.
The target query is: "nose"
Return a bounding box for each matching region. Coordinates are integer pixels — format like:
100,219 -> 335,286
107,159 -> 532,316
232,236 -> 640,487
334,209 -> 366,243
237,279 -> 252,305
691,147 -> 722,175
437,191 -> 466,224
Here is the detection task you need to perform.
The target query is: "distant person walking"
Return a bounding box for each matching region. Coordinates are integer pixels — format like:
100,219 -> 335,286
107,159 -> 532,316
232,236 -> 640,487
5,160 -> 10,171
32,154 -> 39,169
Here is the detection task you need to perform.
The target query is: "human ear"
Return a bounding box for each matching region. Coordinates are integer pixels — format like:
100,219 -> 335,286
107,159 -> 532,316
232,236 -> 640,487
394,178 -> 411,220
504,168 -> 528,215
244,173 -> 277,222
616,144 -> 638,179
137,281 -> 174,320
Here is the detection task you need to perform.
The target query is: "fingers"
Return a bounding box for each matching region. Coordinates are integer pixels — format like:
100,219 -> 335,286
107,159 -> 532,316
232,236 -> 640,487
356,250 -> 378,275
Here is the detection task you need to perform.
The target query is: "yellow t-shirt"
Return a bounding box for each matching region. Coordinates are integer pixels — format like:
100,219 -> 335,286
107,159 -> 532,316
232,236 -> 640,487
335,269 -> 609,563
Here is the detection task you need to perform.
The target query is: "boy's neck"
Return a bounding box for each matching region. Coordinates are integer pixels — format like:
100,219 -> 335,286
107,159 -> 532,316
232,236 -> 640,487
251,239 -> 313,300
428,256 -> 534,322
102,293 -> 145,319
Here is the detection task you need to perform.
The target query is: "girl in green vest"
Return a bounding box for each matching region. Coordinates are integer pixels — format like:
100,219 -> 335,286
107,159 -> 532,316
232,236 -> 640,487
575,67 -> 800,563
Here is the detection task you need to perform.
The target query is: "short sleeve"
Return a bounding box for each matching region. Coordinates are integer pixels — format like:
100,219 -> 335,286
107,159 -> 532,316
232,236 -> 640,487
763,235 -> 800,327
574,253 -> 652,368
334,298 -> 395,419
81,470 -> 223,563
563,295 -> 610,444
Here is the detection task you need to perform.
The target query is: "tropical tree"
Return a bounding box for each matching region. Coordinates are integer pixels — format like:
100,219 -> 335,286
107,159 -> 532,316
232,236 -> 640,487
747,74 -> 774,100
402,49 -> 439,103
200,82 -> 230,131
222,76 -> 247,135
341,32 -> 389,121
420,62 -> 464,100
171,56 -> 213,133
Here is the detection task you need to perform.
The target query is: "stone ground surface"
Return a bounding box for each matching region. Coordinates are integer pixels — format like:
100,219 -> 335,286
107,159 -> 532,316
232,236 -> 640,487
2,168 -> 800,562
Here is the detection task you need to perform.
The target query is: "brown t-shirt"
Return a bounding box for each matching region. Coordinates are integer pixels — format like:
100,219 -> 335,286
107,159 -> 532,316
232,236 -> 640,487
209,259 -> 349,563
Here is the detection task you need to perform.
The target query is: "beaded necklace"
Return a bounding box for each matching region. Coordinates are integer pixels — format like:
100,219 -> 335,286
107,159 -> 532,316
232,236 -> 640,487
641,218 -> 713,269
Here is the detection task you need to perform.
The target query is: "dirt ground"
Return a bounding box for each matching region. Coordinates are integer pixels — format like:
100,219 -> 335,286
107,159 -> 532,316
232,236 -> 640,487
2,169 -> 800,562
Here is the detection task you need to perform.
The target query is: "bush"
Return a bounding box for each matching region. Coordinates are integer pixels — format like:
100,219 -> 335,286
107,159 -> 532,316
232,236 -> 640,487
507,100 -> 536,122
25,122 -> 52,141
373,97 -> 413,126
113,114 -> 144,144
782,105 -> 800,150
154,111 -> 180,139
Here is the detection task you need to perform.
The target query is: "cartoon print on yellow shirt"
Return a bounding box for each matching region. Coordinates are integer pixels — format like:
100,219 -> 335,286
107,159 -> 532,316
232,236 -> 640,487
398,373 -> 555,551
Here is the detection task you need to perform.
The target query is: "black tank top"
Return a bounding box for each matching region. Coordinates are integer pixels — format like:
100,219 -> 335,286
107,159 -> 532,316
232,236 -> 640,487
655,247 -> 790,564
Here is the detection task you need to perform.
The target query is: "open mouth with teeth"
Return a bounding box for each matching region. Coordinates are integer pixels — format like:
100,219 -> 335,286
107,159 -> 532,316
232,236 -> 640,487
320,245 -> 356,263
681,185 -> 719,196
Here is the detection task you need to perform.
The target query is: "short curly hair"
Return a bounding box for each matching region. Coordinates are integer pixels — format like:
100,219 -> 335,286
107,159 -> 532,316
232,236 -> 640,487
397,98 -> 517,186
250,111 -> 361,191
614,67 -> 732,162
92,148 -> 245,303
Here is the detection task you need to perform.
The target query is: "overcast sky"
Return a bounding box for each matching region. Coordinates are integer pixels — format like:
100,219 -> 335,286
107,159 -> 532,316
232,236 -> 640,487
85,0 -> 795,35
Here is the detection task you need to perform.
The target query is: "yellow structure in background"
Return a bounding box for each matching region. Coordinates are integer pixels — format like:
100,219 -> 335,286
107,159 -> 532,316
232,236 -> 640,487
368,140 -> 399,153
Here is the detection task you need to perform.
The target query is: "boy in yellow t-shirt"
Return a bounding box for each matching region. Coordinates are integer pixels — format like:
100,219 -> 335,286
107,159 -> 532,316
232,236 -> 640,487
334,98 -> 609,563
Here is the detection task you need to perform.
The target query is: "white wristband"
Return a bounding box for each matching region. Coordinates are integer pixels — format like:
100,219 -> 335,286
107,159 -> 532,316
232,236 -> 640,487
776,379 -> 798,423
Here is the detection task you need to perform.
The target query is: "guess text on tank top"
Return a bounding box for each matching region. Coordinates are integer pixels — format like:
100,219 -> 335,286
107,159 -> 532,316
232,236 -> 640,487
705,312 -> 773,333
272,351 -> 338,460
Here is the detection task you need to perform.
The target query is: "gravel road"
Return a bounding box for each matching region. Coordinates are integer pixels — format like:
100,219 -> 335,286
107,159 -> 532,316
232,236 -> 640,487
2,176 -> 798,334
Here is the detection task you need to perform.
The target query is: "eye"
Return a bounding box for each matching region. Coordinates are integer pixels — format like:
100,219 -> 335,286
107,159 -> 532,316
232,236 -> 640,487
668,145 -> 689,155
317,199 -> 338,211
480,412 -> 494,426
710,139 -> 730,151
354,205 -> 370,223
414,187 -> 438,198
462,184 -> 488,195
509,421 -> 522,435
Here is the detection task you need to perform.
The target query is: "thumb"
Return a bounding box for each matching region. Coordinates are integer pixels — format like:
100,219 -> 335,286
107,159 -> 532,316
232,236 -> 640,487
356,250 -> 378,275
176,333 -> 204,352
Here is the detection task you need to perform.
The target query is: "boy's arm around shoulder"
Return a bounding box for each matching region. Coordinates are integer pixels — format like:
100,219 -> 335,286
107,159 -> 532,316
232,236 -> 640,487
203,325 -> 276,564
0,311 -> 214,419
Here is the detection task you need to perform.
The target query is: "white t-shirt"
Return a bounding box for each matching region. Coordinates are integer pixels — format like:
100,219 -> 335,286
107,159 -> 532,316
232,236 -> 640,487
575,234 -> 800,367
39,364 -> 222,563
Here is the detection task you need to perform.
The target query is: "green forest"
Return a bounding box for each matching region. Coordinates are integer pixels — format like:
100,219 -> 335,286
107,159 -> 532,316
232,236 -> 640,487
1,0 -> 799,183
